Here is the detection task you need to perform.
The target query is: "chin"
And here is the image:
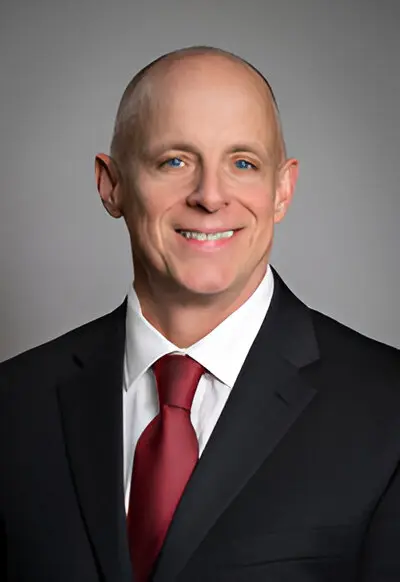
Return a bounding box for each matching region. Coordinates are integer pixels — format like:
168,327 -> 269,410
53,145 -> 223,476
176,270 -> 238,297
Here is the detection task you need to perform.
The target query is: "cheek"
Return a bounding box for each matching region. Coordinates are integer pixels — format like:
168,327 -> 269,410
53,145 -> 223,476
242,186 -> 276,222
123,181 -> 159,225
137,171 -> 189,211
123,188 -> 175,254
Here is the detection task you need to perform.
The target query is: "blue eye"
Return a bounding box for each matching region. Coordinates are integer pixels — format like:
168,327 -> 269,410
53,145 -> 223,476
163,157 -> 184,168
235,159 -> 256,170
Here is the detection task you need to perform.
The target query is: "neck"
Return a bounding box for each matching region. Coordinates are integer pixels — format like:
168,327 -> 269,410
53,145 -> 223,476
133,265 -> 268,348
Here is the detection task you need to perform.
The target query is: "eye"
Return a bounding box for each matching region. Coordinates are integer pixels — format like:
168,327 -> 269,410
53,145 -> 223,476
161,157 -> 185,168
234,159 -> 257,170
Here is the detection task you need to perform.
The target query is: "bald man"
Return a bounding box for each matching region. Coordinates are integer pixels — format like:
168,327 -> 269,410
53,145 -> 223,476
1,46 -> 400,582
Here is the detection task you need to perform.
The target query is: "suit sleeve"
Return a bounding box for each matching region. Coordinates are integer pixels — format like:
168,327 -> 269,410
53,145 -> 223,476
0,515 -> 6,580
360,462 -> 400,580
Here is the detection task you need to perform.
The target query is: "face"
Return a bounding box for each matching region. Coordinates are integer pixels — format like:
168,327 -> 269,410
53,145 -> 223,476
98,56 -> 298,304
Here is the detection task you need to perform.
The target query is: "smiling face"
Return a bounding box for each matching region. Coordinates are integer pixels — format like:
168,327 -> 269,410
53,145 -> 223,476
100,54 -> 298,308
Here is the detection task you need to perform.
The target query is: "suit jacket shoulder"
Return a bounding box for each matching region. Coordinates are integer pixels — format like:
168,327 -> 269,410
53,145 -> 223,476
0,300 -> 127,394
310,307 -> 400,378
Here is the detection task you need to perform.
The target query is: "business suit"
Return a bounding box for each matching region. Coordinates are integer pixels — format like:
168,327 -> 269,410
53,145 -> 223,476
1,270 -> 400,581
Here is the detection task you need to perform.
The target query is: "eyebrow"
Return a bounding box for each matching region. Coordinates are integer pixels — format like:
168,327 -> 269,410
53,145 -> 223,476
143,141 -> 274,162
150,142 -> 200,156
230,143 -> 274,162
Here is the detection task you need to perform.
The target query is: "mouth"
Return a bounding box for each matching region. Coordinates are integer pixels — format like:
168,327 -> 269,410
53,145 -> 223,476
175,228 -> 241,241
173,228 -> 243,252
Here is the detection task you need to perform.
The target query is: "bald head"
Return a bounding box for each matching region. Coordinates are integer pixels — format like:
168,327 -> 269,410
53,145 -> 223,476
110,46 -> 287,176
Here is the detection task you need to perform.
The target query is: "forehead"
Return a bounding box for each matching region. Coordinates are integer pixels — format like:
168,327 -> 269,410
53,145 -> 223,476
142,55 -> 277,151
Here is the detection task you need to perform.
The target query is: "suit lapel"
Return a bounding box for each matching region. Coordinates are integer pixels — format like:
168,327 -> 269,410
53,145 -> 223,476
57,302 -> 132,582
153,271 -> 320,582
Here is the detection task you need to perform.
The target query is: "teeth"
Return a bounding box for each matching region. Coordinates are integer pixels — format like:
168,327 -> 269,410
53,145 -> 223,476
179,230 -> 235,241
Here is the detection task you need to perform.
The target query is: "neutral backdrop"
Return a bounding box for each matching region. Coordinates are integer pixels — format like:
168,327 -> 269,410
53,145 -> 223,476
1,0 -> 399,362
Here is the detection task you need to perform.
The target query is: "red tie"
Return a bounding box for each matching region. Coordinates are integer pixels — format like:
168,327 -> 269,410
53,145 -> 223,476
127,354 -> 205,582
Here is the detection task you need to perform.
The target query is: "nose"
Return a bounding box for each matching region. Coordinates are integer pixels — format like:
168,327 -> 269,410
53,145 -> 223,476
186,165 -> 229,213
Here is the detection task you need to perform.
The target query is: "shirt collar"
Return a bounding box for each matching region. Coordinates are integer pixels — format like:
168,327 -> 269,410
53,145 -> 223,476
124,266 -> 274,391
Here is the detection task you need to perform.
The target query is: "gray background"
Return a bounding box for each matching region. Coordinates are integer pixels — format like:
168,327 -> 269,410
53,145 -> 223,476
1,0 -> 399,362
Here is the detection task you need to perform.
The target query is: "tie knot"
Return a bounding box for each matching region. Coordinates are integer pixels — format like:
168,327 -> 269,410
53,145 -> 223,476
153,354 -> 205,411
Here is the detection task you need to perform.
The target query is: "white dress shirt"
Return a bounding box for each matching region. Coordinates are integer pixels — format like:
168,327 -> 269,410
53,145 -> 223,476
123,266 -> 274,510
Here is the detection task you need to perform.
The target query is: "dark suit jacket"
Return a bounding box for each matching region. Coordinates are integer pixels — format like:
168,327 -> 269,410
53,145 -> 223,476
1,270 -> 400,581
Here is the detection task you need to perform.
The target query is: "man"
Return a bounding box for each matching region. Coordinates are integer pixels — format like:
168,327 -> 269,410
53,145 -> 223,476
1,46 -> 400,582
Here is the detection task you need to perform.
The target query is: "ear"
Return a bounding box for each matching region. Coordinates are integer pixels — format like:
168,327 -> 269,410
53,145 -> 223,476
273,157 -> 299,224
95,153 -> 123,218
